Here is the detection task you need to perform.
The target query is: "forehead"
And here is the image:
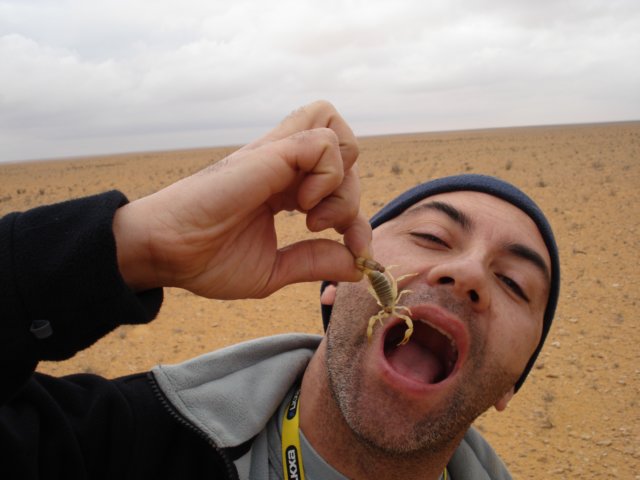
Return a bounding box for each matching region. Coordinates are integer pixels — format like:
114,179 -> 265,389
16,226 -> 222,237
381,190 -> 551,266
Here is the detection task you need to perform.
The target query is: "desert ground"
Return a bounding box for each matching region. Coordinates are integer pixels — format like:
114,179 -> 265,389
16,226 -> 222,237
1,121 -> 638,478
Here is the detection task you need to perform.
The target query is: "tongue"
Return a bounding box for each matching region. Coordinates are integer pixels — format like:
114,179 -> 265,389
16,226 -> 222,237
386,341 -> 444,384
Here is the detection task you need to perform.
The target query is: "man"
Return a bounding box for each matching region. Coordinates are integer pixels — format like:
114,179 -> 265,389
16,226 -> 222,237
0,101 -> 559,479
312,177 -> 559,478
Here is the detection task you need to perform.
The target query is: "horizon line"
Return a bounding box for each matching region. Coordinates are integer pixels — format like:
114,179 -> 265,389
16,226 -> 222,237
3,118 -> 638,167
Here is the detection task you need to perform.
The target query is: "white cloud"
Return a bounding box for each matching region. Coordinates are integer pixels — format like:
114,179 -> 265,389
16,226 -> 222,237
1,0 -> 638,162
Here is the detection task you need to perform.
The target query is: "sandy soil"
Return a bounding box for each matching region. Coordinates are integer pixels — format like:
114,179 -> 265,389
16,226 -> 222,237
1,122 -> 638,478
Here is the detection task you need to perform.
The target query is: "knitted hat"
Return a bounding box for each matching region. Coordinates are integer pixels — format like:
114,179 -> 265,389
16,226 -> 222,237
321,174 -> 560,392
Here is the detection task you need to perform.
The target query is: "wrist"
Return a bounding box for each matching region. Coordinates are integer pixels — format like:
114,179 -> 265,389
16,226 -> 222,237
113,202 -> 158,292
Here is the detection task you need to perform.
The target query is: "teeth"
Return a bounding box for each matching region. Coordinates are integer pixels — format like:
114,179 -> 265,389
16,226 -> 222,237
419,318 -> 457,349
417,318 -> 459,373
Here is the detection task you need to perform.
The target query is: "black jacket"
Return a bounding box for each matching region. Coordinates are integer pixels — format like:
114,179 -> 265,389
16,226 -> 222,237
0,192 -> 241,479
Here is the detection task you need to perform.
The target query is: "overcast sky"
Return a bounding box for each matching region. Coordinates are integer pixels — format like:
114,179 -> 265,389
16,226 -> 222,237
1,0 -> 639,163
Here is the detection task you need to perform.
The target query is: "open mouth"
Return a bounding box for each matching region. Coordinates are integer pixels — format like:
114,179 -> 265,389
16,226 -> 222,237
383,319 -> 459,385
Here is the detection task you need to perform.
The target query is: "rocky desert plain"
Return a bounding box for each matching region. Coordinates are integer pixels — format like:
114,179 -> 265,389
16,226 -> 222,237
1,121 -> 639,478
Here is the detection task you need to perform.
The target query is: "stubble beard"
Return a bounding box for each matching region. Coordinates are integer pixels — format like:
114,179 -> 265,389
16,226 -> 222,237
325,285 -> 516,457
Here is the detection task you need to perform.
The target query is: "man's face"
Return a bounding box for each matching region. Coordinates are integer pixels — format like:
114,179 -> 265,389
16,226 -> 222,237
323,191 -> 551,455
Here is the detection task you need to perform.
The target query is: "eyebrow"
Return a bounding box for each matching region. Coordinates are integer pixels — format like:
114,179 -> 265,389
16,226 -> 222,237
404,200 -> 551,283
405,201 -> 473,231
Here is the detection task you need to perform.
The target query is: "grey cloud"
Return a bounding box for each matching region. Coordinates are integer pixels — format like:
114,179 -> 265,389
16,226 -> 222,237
1,0 -> 639,162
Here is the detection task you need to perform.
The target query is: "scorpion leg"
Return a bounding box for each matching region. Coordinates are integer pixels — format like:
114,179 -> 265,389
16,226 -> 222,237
396,272 -> 419,283
396,288 -> 413,303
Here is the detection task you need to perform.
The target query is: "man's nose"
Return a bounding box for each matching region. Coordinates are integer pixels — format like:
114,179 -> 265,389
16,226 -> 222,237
425,255 -> 491,312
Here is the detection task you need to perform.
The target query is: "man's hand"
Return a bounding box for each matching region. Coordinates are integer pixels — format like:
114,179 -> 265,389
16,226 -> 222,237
113,101 -> 372,299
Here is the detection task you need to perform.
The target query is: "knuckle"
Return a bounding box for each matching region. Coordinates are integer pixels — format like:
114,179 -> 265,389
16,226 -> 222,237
311,99 -> 335,113
317,127 -> 340,145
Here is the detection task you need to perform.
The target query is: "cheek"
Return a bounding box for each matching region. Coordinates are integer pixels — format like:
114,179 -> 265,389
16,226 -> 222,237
336,278 -> 368,302
370,236 -> 395,263
370,235 -> 418,271
491,309 -> 543,374
332,282 -> 376,327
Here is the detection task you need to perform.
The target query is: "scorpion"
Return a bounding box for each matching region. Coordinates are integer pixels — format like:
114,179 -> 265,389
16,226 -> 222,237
355,257 -> 418,346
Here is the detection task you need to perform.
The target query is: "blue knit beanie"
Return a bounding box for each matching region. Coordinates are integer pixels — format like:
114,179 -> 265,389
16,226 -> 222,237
321,174 -> 560,392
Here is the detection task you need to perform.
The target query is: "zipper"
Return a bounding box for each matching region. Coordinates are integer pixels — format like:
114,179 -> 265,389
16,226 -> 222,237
147,372 -> 240,480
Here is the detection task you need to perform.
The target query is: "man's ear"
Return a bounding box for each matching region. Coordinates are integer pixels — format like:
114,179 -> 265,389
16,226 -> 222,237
320,283 -> 338,306
494,387 -> 515,412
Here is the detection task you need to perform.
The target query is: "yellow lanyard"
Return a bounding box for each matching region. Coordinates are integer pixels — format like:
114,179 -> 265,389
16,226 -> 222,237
281,389 -> 306,480
281,389 -> 448,480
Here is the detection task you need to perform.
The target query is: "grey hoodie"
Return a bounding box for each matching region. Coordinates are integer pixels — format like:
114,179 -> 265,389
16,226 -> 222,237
152,334 -> 512,479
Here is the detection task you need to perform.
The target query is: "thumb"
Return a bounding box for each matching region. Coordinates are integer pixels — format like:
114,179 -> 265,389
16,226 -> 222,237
262,239 -> 362,296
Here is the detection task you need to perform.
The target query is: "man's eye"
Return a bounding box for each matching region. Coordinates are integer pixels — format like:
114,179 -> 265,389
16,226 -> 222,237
498,274 -> 529,302
410,232 -> 449,247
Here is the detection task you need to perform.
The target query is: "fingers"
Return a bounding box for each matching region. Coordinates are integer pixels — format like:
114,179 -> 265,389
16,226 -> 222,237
183,127 -> 344,221
264,239 -> 363,296
342,212 -> 373,260
266,128 -> 346,212
181,126 -> 359,232
270,128 -> 371,258
276,131 -> 372,259
228,101 -> 358,215
306,164 -> 359,231
259,150 -> 371,294
259,100 -> 359,170
305,167 -> 372,259
301,149 -> 371,258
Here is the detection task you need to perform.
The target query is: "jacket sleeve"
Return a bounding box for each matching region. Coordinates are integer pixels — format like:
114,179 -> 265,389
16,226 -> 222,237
0,371 -> 232,479
0,191 -> 163,404
0,193 -> 235,479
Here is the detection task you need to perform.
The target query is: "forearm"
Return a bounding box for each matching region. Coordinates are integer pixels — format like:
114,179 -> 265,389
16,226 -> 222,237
0,191 -> 162,402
